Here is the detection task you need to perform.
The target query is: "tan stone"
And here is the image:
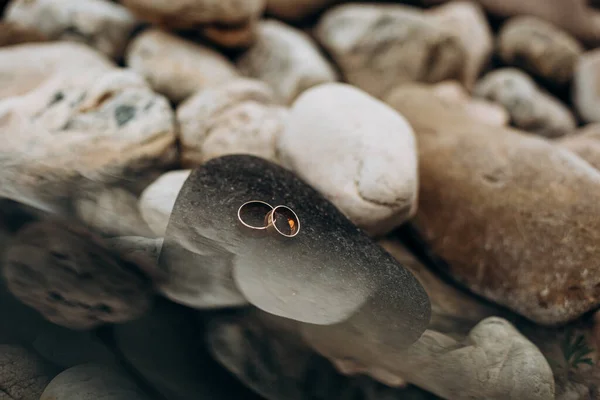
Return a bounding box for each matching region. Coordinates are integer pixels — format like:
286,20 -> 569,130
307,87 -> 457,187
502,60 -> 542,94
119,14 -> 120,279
5,0 -> 138,60
3,219 -> 157,330
278,83 -> 418,236
498,16 -> 583,86
0,21 -> 46,47
386,83 -> 600,325
432,81 -> 509,126
266,0 -> 337,21
427,1 -> 492,89
126,29 -> 238,103
0,42 -> 177,215
177,78 -> 285,167
120,0 -> 265,47
475,68 -> 576,138
421,0 -> 600,45
559,124 -> 600,170
237,19 -> 338,104
573,49 -> 600,123
315,3 -> 465,98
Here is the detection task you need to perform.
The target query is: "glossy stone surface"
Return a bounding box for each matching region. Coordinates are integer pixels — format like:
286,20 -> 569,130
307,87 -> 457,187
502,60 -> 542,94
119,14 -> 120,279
160,155 -> 430,348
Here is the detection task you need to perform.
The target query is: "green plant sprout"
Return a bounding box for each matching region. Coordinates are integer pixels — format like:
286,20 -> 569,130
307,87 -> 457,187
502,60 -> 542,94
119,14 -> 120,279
561,329 -> 595,369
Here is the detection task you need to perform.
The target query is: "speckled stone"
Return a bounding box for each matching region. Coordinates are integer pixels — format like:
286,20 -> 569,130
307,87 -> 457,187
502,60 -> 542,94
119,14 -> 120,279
5,0 -> 138,59
0,344 -> 57,400
3,218 -> 157,329
160,155 -> 430,343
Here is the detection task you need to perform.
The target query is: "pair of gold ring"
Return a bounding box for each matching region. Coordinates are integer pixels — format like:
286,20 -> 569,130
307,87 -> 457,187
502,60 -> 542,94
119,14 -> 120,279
237,201 -> 300,238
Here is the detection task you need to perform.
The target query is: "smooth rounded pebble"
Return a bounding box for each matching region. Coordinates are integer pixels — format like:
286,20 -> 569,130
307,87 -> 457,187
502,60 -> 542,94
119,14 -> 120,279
573,49 -> 600,123
40,364 -> 149,400
139,170 -> 191,236
5,0 -> 138,59
126,29 -> 239,103
237,19 -> 338,104
498,16 -> 583,86
278,83 -> 418,236
177,78 -> 286,167
474,68 -> 576,138
3,219 -> 156,329
316,3 -> 466,98
426,1 -> 492,89
386,83 -> 600,325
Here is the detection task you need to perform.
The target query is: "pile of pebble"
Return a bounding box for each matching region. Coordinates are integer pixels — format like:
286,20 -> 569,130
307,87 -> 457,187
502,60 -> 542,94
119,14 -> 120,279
1,0 -> 600,399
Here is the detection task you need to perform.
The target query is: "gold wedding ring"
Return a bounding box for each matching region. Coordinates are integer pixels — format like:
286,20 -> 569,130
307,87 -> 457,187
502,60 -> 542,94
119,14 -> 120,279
237,201 -> 273,230
265,205 -> 300,238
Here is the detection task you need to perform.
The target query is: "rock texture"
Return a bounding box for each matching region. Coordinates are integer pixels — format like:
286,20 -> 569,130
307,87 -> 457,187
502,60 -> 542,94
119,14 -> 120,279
426,1 -> 492,89
386,83 -> 600,325
40,364 -> 149,400
560,124 -> 600,170
315,3 -> 465,98
120,0 -> 265,47
237,19 -> 338,104
207,310 -> 435,400
74,186 -> 154,237
266,0 -> 337,21
279,83 -> 418,236
474,68 -> 576,138
0,344 -> 57,400
177,79 -> 286,166
139,170 -> 191,236
0,21 -> 46,46
498,16 -> 583,86
0,42 -> 177,215
574,49 -> 600,123
160,154 -> 430,347
208,308 -> 554,400
126,29 -> 239,103
5,0 -> 138,60
3,218 -> 158,329
432,81 -> 509,126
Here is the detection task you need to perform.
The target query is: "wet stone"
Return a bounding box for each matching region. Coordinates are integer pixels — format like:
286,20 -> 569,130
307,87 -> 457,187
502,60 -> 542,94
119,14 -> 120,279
160,155 -> 430,350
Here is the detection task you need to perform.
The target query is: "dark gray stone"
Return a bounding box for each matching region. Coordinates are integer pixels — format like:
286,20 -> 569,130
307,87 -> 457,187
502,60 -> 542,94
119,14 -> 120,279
161,154 -> 430,350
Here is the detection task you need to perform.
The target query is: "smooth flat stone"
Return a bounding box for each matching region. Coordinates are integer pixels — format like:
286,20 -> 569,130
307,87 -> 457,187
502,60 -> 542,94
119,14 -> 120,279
161,155 -> 430,340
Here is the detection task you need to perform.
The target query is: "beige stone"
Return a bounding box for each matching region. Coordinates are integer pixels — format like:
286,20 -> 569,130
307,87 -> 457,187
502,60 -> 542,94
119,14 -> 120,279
386,83 -> 600,325
237,19 -> 338,104
421,0 -> 600,45
177,78 -> 286,167
475,68 -> 576,138
74,186 -> 154,237
498,16 -> 583,86
266,0 -> 337,21
120,0 -> 265,47
315,3 -> 465,98
573,49 -> 600,123
559,124 -> 600,170
278,83 -> 417,236
0,42 -> 177,215
432,81 -> 509,126
427,1 -> 492,89
0,21 -> 46,47
5,0 -> 138,60
3,219 -> 157,330
126,29 -> 238,103
139,170 -> 191,236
